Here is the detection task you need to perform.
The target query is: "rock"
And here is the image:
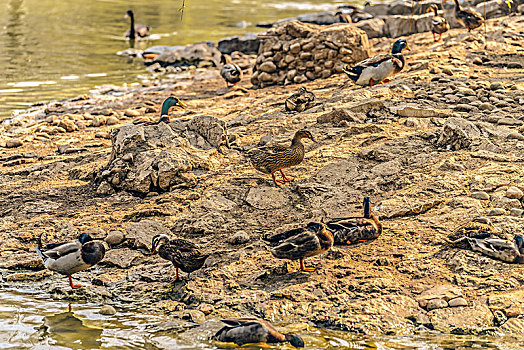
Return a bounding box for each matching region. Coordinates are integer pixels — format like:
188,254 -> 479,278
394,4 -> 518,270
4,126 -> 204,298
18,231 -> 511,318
317,109 -> 363,124
389,104 -> 450,118
58,119 -> 78,132
488,290 -> 524,317
509,208 -> 523,217
125,219 -> 171,250
186,115 -> 229,150
500,318 -> 524,336
436,117 -> 482,150
105,231 -> 125,246
441,68 -> 454,76
5,139 -> 23,148
245,186 -> 288,210
488,208 -> 506,216
506,186 -> 524,199
418,285 -> 464,306
411,313 -> 432,326
124,109 -> 140,118
426,298 -> 449,311
383,13 -> 433,38
184,310 -> 206,324
0,252 -> 44,270
218,33 -> 260,55
259,61 -> 277,73
106,117 -> 119,126
197,303 -> 214,315
99,305 -> 117,315
228,231 -> 250,245
428,304 -> 493,334
101,248 -> 144,269
355,18 -> 385,38
471,191 -> 490,200
490,82 -> 503,90
448,297 -> 468,307
151,42 -> 221,68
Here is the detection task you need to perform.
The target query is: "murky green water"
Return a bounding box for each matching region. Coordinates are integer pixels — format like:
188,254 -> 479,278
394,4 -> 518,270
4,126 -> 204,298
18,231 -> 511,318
0,0 -> 348,120
1,289 -> 523,349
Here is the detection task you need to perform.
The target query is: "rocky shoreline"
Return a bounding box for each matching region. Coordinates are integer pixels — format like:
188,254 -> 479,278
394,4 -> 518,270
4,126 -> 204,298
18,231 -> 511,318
1,9 -> 524,341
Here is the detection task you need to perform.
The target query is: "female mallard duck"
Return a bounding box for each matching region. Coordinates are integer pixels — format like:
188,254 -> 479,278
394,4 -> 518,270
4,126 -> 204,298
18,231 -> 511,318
285,87 -> 316,112
452,0 -> 484,32
264,222 -> 333,272
447,216 -> 508,241
36,233 -> 106,289
150,234 -> 209,282
214,318 -> 304,348
247,129 -> 315,186
142,96 -> 187,125
220,54 -> 243,87
326,197 -> 383,245
445,235 -> 524,264
125,10 -> 150,39
426,4 -> 449,42
343,39 -> 409,87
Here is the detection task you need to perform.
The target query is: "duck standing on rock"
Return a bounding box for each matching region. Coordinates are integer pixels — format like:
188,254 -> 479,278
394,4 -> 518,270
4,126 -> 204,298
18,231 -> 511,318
220,54 -> 243,87
36,233 -> 106,289
124,10 -> 150,39
264,222 -> 333,272
214,318 -> 304,348
246,129 -> 315,186
426,4 -> 449,42
285,87 -> 316,112
452,0 -> 484,32
343,39 -> 409,87
326,197 -> 383,245
150,234 -> 209,282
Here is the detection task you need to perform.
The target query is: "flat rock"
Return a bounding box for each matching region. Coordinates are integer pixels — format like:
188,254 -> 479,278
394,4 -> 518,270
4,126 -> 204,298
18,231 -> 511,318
426,298 -> 449,311
428,303 -> 493,334
5,139 -> 23,148
125,220 -> 171,251
488,290 -> 524,316
389,104 -> 450,118
245,186 -> 288,210
471,191 -> 490,200
101,248 -> 144,269
448,297 -> 468,307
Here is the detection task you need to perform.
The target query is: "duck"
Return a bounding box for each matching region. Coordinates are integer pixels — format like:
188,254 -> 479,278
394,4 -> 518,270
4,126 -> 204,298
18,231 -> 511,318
150,234 -> 209,282
220,54 -> 243,87
452,0 -> 484,32
214,318 -> 304,348
426,4 -> 450,42
326,197 -> 383,245
263,222 -> 334,272
334,11 -> 352,23
140,96 -> 187,125
246,129 -> 315,186
36,233 -> 106,289
125,10 -> 150,39
285,87 -> 316,113
343,39 -> 410,87
447,216 -> 508,242
349,8 -> 374,22
445,235 -> 524,264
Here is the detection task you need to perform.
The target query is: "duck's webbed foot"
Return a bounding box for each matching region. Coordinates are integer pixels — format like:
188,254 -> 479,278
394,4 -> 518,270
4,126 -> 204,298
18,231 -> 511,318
68,276 -> 84,289
279,169 -> 293,182
300,258 -> 316,272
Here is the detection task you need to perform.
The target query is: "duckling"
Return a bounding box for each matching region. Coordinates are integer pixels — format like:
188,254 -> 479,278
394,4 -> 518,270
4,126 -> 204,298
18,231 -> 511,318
246,129 -> 315,186
326,197 -> 383,245
220,54 -> 243,87
141,96 -> 187,125
36,233 -> 106,289
343,39 -> 410,87
446,235 -> 524,263
426,4 -> 449,42
125,10 -> 150,39
214,318 -> 304,348
285,87 -> 316,112
447,216 -> 508,242
452,0 -> 484,32
264,222 -> 334,272
150,234 -> 209,282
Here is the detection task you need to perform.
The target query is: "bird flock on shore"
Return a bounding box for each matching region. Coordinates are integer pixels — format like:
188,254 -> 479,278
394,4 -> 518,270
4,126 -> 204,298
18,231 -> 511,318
33,4 -> 523,348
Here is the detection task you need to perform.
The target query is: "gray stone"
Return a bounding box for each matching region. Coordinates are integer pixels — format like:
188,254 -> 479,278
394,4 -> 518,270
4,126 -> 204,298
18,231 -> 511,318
125,220 -> 171,251
471,191 -> 490,200
229,231 -> 250,245
436,117 -> 482,150
259,61 -> 277,73
509,208 -> 524,217
101,248 -> 144,269
448,297 -> 468,307
426,298 -> 449,311
355,18 -> 385,38
246,186 -> 288,210
217,33 -> 260,55
506,186 -> 524,199
105,231 -> 125,246
488,208 -> 506,216
99,305 -> 117,315
5,139 -> 23,148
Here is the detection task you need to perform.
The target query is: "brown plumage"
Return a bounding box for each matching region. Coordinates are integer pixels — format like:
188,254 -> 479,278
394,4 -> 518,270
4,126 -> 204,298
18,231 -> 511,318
453,0 -> 484,32
150,234 -> 209,282
426,4 -> 449,41
285,87 -> 316,112
447,217 -> 508,243
220,55 -> 243,87
246,129 -> 315,186
264,222 -> 334,272
326,197 -> 383,245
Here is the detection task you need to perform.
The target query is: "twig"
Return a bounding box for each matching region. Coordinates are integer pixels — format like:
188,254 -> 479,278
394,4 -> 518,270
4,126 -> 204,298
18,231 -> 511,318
179,0 -> 186,20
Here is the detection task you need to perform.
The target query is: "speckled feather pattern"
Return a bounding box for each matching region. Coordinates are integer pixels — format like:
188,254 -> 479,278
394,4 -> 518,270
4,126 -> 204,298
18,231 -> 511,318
327,215 -> 382,245
266,223 -> 334,260
158,239 -> 208,274
247,141 -> 305,174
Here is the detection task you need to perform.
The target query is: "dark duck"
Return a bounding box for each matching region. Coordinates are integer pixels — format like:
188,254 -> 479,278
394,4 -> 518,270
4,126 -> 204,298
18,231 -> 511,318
125,10 -> 150,39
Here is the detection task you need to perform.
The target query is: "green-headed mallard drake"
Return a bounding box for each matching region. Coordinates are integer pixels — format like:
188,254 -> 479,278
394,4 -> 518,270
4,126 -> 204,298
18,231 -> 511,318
36,233 -> 106,289
285,87 -> 316,113
447,216 -> 509,242
426,4 -> 449,42
264,222 -> 333,272
445,235 -> 524,264
343,39 -> 409,87
220,54 -> 243,87
150,234 -> 209,282
452,0 -> 484,32
125,10 -> 150,39
141,97 -> 187,125
214,318 -> 304,348
326,197 -> 383,245
247,129 -> 315,186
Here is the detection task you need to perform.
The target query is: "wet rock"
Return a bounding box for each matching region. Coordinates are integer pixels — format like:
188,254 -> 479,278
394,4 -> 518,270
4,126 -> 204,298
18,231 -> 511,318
506,186 -> 523,199
436,117 -> 481,150
228,231 -> 250,245
245,186 -> 288,210
426,299 -> 448,311
105,231 -> 125,246
448,297 -> 468,307
101,248 -> 144,269
471,191 -> 490,200
6,270 -> 51,282
429,304 -> 493,334
125,219 -> 171,251
99,305 -> 117,315
5,139 -> 23,148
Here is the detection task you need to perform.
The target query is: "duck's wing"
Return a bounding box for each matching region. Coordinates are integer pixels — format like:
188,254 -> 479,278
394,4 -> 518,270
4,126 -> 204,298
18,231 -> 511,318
270,230 -> 320,259
356,54 -> 399,69
42,241 -> 82,260
135,24 -> 150,37
327,218 -> 379,244
432,16 -> 446,26
264,227 -> 307,244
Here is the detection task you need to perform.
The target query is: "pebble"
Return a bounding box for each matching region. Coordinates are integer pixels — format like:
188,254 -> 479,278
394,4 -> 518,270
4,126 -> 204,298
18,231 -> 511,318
429,67 -> 441,74
105,231 -> 125,246
506,186 -> 524,199
490,82 -> 503,90
441,68 -> 454,76
106,117 -> 119,126
472,57 -> 483,65
509,208 -> 524,217
488,208 -> 506,216
124,109 -> 141,118
99,305 -> 117,315
498,118 -> 522,126
448,297 -> 468,307
228,231 -> 250,245
426,298 -> 448,311
5,139 -> 23,148
471,191 -> 490,200
479,103 -> 493,111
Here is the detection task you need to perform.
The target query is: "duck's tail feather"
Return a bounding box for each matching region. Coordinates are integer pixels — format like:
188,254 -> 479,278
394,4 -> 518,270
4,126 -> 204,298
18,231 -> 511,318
342,65 -> 361,82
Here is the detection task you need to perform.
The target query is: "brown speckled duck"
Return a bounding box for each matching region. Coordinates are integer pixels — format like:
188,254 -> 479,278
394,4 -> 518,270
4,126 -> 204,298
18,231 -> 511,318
447,216 -> 508,242
452,0 -> 484,32
285,87 -> 316,113
426,4 -> 449,42
150,234 -> 209,282
214,318 -> 304,348
263,222 -> 333,272
220,54 -> 243,87
247,129 -> 315,186
326,197 -> 383,245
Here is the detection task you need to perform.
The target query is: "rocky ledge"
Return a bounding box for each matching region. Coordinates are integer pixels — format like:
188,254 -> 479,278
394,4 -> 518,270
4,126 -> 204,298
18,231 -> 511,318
1,15 -> 524,338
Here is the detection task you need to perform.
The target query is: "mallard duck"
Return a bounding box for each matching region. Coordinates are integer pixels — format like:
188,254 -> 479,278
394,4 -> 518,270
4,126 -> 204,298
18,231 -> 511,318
36,233 -> 106,289
247,129 -> 315,186
426,4 -> 449,42
452,0 -> 484,32
214,318 -> 304,348
220,54 -> 243,87
445,235 -> 524,264
447,216 -> 508,242
150,234 -> 209,282
125,10 -> 150,39
343,39 -> 409,87
285,87 -> 316,112
264,222 -> 333,272
326,197 -> 383,245
140,97 -> 187,125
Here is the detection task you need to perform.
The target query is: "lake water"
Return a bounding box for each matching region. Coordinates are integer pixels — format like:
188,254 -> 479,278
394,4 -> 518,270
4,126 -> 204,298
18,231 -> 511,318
0,0 -> 347,120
